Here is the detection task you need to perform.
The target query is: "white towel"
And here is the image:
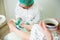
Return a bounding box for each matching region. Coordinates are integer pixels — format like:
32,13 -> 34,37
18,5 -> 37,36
30,24 -> 60,40
30,24 -> 45,40
4,32 -> 21,40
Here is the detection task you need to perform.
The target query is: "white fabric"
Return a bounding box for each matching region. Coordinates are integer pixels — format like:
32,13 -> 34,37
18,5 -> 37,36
15,0 -> 41,25
4,32 -> 21,40
0,15 -> 6,25
30,24 -> 60,40
30,24 -> 45,40
51,31 -> 60,40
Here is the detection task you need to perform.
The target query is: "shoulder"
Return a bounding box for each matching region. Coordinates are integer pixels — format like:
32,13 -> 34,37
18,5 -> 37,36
15,1 -> 22,10
15,2 -> 23,13
34,0 -> 43,10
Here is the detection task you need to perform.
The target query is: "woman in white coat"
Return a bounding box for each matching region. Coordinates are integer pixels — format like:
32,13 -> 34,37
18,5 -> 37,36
15,0 -> 41,25
14,0 -> 41,31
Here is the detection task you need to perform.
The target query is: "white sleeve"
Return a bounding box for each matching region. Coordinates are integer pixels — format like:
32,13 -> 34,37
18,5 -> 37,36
28,0 -> 42,25
30,24 -> 44,40
15,2 -> 21,19
28,12 -> 40,25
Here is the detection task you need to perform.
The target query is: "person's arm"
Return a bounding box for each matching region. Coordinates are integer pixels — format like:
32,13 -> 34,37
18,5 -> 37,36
21,23 -> 32,31
8,19 -> 30,40
28,12 -> 40,25
39,21 -> 53,40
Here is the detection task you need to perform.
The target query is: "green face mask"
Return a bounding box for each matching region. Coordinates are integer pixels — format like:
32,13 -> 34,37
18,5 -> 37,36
19,0 -> 34,6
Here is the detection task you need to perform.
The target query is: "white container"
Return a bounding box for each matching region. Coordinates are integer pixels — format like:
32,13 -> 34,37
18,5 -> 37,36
0,15 -> 6,28
43,18 -> 58,31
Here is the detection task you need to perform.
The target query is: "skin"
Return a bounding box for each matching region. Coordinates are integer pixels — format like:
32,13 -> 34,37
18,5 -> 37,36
21,21 -> 53,40
39,21 -> 53,40
8,19 -> 53,40
19,3 -> 33,9
21,23 -> 32,31
56,22 -> 60,34
8,19 -> 30,40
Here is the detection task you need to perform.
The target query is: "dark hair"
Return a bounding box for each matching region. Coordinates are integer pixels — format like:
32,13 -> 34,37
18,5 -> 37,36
57,23 -> 60,33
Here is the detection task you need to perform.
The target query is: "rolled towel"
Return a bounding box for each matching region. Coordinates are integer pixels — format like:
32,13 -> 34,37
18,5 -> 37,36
0,15 -> 6,25
30,24 -> 60,40
4,32 -> 21,40
30,24 -> 45,40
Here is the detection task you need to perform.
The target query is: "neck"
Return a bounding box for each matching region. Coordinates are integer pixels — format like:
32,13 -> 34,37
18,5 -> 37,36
19,4 -> 33,9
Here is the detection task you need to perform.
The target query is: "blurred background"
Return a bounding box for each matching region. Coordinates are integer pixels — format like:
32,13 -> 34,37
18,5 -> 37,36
0,0 -> 60,40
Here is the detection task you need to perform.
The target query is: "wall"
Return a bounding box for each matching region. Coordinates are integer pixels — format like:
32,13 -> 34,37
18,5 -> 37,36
39,0 -> 60,20
0,0 -> 6,16
4,0 -> 60,21
4,0 -> 18,21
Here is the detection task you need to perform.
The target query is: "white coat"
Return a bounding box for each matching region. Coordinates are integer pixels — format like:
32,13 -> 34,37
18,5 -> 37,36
15,0 -> 41,25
